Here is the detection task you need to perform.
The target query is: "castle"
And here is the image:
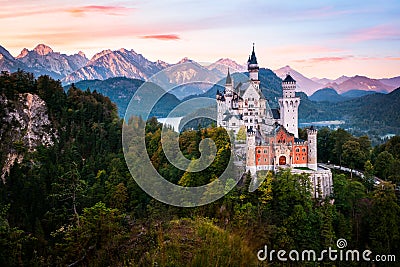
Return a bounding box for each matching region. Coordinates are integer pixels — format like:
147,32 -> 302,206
216,45 -> 333,198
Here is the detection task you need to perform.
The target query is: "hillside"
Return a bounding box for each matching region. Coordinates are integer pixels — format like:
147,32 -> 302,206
1,71 -> 400,265
309,88 -> 347,102
333,88 -> 400,134
66,77 -> 181,118
341,89 -> 377,98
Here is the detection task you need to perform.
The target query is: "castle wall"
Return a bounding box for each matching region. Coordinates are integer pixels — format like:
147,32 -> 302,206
293,144 -> 308,164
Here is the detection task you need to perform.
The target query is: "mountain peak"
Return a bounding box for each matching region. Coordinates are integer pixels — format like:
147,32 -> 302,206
0,45 -> 15,61
90,49 -> 113,62
33,44 -> 53,55
177,57 -> 193,64
118,48 -> 128,53
16,48 -> 29,59
77,51 -> 86,58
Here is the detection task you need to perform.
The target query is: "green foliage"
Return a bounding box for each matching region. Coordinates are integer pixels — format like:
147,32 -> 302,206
342,140 -> 367,172
139,218 -> 258,267
369,182 -> 400,257
1,71 -> 400,266
236,125 -> 247,142
53,202 -> 127,266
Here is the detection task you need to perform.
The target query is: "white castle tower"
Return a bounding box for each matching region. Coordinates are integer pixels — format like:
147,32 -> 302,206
246,129 -> 257,175
307,127 -> 318,171
248,43 -> 260,87
279,74 -> 300,138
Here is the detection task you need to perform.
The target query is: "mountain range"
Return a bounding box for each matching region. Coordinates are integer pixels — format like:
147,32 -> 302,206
1,44 -> 400,98
273,65 -> 397,95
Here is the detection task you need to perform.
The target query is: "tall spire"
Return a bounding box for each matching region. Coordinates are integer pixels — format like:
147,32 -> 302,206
226,67 -> 232,85
249,43 -> 258,64
248,43 -> 259,82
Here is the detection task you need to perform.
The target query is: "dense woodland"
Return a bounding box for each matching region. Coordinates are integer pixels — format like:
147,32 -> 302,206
0,71 -> 400,266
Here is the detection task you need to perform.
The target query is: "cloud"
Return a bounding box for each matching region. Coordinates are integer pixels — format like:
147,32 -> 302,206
293,56 -> 353,63
140,34 -> 180,40
0,8 -> 56,19
67,5 -> 134,16
349,25 -> 400,42
272,45 -> 347,55
0,5 -> 134,19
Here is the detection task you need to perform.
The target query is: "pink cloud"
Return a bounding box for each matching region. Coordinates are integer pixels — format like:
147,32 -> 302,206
0,8 -> 56,19
293,56 -> 353,63
67,5 -> 134,16
0,5 -> 134,19
349,25 -> 400,42
272,45 -> 346,55
140,34 -> 181,41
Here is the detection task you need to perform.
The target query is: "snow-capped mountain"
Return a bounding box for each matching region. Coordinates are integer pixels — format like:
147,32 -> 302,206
16,44 -> 88,79
63,48 -> 165,84
206,58 -> 247,76
152,58 -> 224,99
1,43 -> 399,98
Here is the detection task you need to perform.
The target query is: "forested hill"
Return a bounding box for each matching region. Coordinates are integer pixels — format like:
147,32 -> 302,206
1,71 -> 400,266
0,71 -> 129,264
331,88 -> 400,134
64,77 -> 181,118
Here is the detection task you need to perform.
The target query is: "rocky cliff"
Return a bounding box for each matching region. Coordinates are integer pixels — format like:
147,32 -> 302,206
0,92 -> 56,183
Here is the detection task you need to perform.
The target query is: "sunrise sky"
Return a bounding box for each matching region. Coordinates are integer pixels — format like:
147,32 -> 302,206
1,0 -> 399,79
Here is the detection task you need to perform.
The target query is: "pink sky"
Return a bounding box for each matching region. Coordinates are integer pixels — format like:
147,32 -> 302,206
1,0 -> 399,79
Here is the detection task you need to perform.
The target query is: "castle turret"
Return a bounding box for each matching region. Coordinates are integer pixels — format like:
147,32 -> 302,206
307,127 -> 318,171
246,127 -> 257,175
279,74 -> 300,138
247,44 -> 260,86
225,68 -> 233,92
216,89 -> 225,126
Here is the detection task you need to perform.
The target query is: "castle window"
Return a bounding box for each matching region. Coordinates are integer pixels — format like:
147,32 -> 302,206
296,157 -> 299,160
303,157 -> 305,160
264,149 -> 267,153
302,148 -> 306,152
257,150 -> 261,154
296,148 -> 300,152
265,158 -> 267,162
